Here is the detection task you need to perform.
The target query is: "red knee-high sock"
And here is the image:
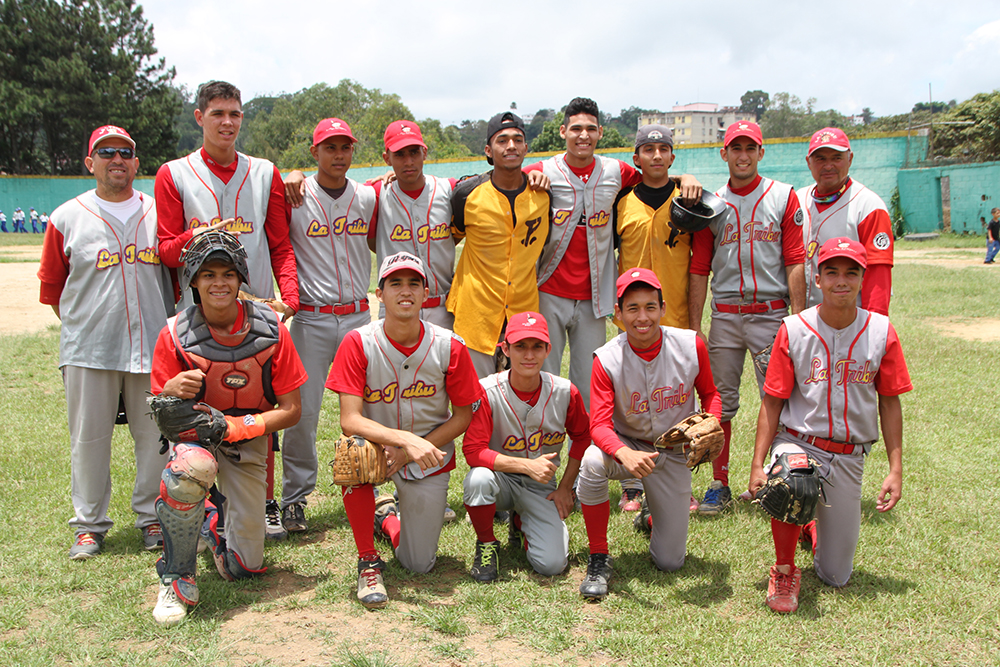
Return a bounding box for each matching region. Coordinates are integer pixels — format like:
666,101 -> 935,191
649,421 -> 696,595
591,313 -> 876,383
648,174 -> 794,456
712,421 -> 732,486
800,520 -> 817,556
772,518 -> 801,567
465,503 -> 497,543
342,484 -> 378,560
265,433 -> 276,500
382,514 -> 401,549
581,501 -> 611,555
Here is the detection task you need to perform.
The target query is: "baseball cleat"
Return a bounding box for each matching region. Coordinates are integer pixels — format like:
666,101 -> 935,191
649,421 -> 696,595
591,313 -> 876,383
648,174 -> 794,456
508,512 -> 526,551
374,494 -> 398,539
153,583 -> 188,626
357,559 -> 388,609
471,540 -> 500,583
633,497 -> 652,534
579,553 -> 613,600
282,502 -> 308,533
618,488 -> 644,512
142,523 -> 164,551
698,481 -> 732,515
766,564 -> 801,613
264,499 -> 287,541
443,505 -> 457,522
689,495 -> 699,513
494,509 -> 510,524
69,532 -> 103,560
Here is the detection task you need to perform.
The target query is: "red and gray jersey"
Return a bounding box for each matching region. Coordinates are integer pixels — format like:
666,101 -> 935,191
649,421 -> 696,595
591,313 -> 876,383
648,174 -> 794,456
709,178 -> 802,303
374,175 -> 455,301
356,319 -> 460,480
777,306 -> 890,443
289,175 -> 375,307
594,327 -> 700,443
48,190 -> 171,372
480,370 -> 573,467
796,180 -> 891,308
165,151 -> 277,302
537,154 -> 622,318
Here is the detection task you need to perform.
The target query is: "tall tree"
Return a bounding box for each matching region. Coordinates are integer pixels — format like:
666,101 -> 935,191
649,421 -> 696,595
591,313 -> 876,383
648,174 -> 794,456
931,91 -> 1000,162
740,90 -> 770,122
0,0 -> 178,175
525,108 -> 554,145
760,92 -> 849,139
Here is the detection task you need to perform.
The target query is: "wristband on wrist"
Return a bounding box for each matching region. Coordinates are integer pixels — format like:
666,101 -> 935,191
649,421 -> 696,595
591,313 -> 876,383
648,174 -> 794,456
224,413 -> 267,442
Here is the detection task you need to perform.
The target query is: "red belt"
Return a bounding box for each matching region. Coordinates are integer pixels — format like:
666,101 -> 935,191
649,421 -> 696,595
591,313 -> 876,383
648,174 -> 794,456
784,428 -> 865,455
299,299 -> 370,316
715,299 -> 787,314
422,294 -> 446,309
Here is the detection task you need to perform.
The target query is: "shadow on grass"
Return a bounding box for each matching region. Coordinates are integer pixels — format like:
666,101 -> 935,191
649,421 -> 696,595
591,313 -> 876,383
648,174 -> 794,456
387,554 -> 465,604
752,565 -> 917,619
608,552 -> 733,608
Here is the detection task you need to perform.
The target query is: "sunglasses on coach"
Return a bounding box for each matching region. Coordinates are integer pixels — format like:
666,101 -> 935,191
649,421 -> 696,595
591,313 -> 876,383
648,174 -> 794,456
93,147 -> 135,160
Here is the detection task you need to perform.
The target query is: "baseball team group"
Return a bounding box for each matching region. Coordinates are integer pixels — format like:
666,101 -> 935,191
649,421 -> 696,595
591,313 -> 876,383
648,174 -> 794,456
36,79 -> 911,627
0,206 -> 49,233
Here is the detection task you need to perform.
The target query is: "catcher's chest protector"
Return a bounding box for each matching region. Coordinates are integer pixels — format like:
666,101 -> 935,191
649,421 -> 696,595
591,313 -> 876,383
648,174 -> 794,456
172,301 -> 279,414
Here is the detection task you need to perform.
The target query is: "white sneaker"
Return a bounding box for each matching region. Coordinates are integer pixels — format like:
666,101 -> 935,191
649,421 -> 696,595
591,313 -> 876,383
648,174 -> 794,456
153,583 -> 187,626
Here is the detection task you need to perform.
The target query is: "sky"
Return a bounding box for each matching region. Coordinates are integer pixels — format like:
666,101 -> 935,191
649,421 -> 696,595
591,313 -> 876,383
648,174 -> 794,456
140,0 -> 1000,126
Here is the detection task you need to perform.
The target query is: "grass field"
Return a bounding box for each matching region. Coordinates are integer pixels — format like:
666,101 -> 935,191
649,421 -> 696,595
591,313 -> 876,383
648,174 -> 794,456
1,235 -> 999,666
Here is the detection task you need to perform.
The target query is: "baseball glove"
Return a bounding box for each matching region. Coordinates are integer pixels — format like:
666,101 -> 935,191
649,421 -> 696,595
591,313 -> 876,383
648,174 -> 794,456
330,434 -> 388,487
753,451 -> 824,525
752,341 -> 774,379
147,394 -> 239,460
654,412 -> 724,471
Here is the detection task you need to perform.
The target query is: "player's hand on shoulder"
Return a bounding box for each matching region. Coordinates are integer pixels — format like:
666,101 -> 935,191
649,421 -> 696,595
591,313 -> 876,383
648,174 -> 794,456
365,171 -> 396,188
617,447 -> 657,479
526,170 -> 550,191
162,369 -> 206,400
876,470 -> 902,512
524,452 -> 559,484
283,170 -> 306,208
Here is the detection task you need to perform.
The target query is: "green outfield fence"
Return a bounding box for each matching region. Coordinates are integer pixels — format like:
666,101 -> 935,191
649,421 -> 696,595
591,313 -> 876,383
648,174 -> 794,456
4,131 -> 993,235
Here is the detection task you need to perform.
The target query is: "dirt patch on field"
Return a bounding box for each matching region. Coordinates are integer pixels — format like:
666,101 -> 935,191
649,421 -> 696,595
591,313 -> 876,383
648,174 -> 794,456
894,247 -> 992,269
925,318 -> 1000,342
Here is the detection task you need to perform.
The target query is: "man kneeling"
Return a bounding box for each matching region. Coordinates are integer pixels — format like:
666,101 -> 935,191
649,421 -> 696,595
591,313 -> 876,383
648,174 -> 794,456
151,231 -> 305,625
462,312 -> 590,581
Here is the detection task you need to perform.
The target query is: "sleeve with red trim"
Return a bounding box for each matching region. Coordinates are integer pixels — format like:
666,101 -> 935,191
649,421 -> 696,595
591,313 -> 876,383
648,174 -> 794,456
269,322 -> 308,396
780,188 -> 806,265
326,330 -> 368,396
565,383 -> 591,461
590,357 -> 626,457
264,165 -> 299,312
461,390 -> 497,468
617,160 -> 643,188
874,322 -> 912,396
694,336 -> 722,419
857,207 -> 893,266
861,264 -> 891,315
445,338 -> 483,407
762,323 -> 795,399
689,228 -> 715,275
154,164 -> 193,268
38,224 -> 69,305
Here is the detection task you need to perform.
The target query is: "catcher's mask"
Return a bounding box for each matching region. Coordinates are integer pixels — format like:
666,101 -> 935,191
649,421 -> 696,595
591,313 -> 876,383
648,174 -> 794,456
668,191 -> 728,234
180,230 -> 250,301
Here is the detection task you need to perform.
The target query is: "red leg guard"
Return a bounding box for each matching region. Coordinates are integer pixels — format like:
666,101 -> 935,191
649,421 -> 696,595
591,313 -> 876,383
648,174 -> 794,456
465,504 -> 498,543
265,433 -> 276,499
713,421 -> 732,485
581,501 -> 611,555
772,517 -> 801,567
342,485 -> 378,559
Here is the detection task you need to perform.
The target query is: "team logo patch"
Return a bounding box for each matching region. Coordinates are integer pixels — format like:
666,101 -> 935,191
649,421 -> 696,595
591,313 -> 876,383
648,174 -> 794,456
223,372 -> 249,389
794,210 -> 803,226
471,399 -> 481,413
522,316 -> 537,327
873,232 -> 891,250
242,414 -> 256,426
648,130 -> 663,140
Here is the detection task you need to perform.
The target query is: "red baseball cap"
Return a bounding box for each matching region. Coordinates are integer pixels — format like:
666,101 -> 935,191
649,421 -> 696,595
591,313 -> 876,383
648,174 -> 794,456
616,267 -> 662,298
313,118 -> 357,146
808,127 -> 851,156
505,311 -> 550,344
378,251 -> 426,288
383,120 -> 427,152
817,237 -> 867,269
88,125 -> 135,154
724,120 -> 763,147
